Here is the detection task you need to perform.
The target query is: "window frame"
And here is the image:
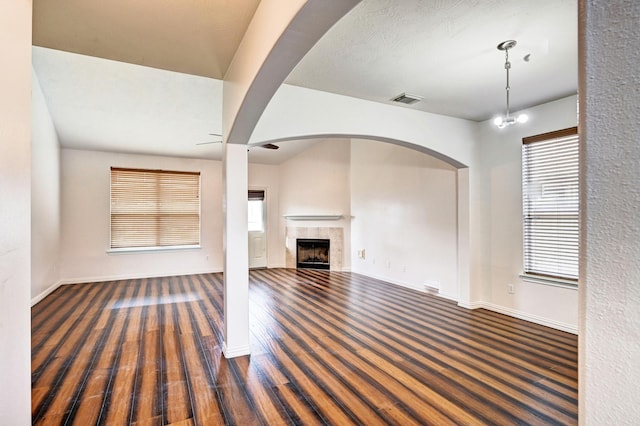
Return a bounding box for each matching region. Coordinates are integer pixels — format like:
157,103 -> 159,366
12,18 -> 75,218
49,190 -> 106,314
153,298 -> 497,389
522,127 -> 579,284
248,190 -> 266,233
109,167 -> 202,252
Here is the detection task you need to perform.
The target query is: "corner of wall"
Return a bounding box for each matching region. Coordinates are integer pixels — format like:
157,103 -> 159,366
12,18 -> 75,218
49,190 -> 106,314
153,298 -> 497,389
470,95 -> 579,330
31,65 -> 63,300
31,280 -> 63,307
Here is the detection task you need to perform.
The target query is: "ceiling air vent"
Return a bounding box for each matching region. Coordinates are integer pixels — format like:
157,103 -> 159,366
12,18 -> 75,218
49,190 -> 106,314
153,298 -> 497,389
391,93 -> 423,105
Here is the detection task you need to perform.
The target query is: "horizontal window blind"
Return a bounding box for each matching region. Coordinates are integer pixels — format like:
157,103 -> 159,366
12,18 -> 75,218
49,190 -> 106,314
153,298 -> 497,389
110,168 -> 201,249
248,190 -> 265,200
522,127 -> 579,280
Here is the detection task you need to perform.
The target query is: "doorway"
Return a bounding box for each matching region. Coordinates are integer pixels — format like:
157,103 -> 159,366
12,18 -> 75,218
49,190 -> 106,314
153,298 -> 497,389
248,189 -> 267,269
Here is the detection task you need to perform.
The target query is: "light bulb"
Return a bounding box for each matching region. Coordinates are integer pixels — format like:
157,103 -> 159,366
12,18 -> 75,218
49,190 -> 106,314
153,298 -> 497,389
494,117 -> 504,126
517,114 -> 529,124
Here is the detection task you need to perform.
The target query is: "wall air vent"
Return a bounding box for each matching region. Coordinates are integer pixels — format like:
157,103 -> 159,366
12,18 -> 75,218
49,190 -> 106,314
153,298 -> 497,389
391,93 -> 423,105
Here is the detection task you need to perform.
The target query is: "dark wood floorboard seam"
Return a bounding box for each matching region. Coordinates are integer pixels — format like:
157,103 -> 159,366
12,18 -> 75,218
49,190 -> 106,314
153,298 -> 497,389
32,269 -> 578,426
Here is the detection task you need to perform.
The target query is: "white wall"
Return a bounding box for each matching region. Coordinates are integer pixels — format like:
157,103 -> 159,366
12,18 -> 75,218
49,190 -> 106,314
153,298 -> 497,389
278,139 -> 352,270
60,149 -> 223,282
254,84 -> 477,168
580,1 -> 640,423
31,69 -> 62,302
0,0 -> 31,423
474,95 -> 579,332
59,141 -> 353,281
350,139 -> 459,297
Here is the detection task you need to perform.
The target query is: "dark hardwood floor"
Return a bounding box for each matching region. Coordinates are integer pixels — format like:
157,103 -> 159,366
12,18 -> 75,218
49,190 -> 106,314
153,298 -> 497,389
31,269 -> 578,425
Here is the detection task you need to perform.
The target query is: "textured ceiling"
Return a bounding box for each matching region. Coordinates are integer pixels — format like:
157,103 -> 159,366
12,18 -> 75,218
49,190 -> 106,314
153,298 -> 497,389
33,0 -> 261,79
287,0 -> 578,121
32,0 -> 578,162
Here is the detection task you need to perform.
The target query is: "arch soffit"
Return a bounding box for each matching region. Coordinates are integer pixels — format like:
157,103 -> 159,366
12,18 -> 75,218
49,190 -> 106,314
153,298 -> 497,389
250,134 -> 469,169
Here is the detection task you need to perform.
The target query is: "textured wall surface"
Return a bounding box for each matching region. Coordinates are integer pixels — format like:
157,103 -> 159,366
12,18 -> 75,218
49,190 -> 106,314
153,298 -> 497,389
580,0 -> 640,423
0,1 -> 32,423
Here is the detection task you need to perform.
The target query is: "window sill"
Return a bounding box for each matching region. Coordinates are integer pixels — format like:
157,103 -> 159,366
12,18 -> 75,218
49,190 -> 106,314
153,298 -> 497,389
284,214 -> 343,221
519,273 -> 578,290
107,245 -> 201,254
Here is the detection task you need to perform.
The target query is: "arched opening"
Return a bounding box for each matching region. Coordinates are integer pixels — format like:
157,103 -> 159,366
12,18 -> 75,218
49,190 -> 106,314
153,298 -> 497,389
250,134 -> 468,169
247,135 -> 470,303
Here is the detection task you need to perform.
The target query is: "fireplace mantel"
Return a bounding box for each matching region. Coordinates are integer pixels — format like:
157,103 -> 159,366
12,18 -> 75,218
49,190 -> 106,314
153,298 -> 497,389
284,214 -> 343,221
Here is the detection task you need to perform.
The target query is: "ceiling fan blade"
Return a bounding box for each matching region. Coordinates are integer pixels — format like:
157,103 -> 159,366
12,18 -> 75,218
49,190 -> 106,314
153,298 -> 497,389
260,143 -> 279,150
196,140 -> 222,146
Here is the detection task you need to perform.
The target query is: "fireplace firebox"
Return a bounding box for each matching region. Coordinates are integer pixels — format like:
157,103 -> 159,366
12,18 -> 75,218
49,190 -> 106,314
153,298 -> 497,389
296,239 -> 330,270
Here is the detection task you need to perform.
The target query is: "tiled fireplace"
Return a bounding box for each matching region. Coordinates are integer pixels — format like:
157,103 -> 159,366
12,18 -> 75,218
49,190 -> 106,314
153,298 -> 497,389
286,227 -> 344,271
296,239 -> 330,270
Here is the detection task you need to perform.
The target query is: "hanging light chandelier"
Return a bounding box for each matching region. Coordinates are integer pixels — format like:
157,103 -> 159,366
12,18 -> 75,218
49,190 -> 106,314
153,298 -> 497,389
493,40 -> 528,128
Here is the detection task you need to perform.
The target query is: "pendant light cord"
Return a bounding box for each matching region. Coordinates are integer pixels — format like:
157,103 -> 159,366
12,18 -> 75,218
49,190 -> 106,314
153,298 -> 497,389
504,46 -> 511,119
494,39 -> 528,128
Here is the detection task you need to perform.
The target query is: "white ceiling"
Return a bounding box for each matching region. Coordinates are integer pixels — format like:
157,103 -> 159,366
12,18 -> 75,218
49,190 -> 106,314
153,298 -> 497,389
33,47 -> 319,164
32,0 -> 578,162
286,0 -> 578,121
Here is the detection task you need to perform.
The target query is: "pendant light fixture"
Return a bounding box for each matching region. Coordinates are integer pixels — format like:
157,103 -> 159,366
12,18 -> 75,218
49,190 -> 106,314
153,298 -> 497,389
493,40 -> 528,128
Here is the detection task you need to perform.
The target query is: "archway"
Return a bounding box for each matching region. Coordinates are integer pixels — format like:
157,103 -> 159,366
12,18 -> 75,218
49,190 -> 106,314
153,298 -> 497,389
249,133 -> 471,306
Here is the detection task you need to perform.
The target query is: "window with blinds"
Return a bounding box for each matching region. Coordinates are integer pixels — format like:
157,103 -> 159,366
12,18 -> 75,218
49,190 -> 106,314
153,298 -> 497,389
522,127 -> 579,281
110,168 -> 201,249
248,190 -> 265,232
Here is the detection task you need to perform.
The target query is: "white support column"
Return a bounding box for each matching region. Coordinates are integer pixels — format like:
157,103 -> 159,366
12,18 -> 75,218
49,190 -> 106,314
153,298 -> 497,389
221,0 -> 360,359
222,142 -> 250,358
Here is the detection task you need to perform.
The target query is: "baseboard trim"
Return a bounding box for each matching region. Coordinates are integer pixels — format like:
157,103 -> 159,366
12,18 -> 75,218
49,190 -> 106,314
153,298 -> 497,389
60,269 -> 224,286
438,291 -> 459,302
31,280 -> 64,306
352,271 -> 458,301
473,302 -> 578,334
457,300 -> 486,310
363,272 -> 425,292
222,342 -> 251,359
349,274 -> 576,334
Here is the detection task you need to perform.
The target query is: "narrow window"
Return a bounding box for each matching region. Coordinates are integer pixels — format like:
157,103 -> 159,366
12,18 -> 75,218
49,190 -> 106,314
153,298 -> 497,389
248,190 -> 265,232
522,127 -> 579,281
110,167 -> 201,249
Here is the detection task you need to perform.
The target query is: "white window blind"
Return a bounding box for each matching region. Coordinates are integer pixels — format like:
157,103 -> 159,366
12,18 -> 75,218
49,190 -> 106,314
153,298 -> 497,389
110,168 -> 201,249
522,127 -> 579,281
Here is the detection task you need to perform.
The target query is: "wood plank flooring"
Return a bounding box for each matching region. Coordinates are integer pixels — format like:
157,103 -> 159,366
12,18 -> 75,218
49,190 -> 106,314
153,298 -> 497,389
32,269 -> 578,425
